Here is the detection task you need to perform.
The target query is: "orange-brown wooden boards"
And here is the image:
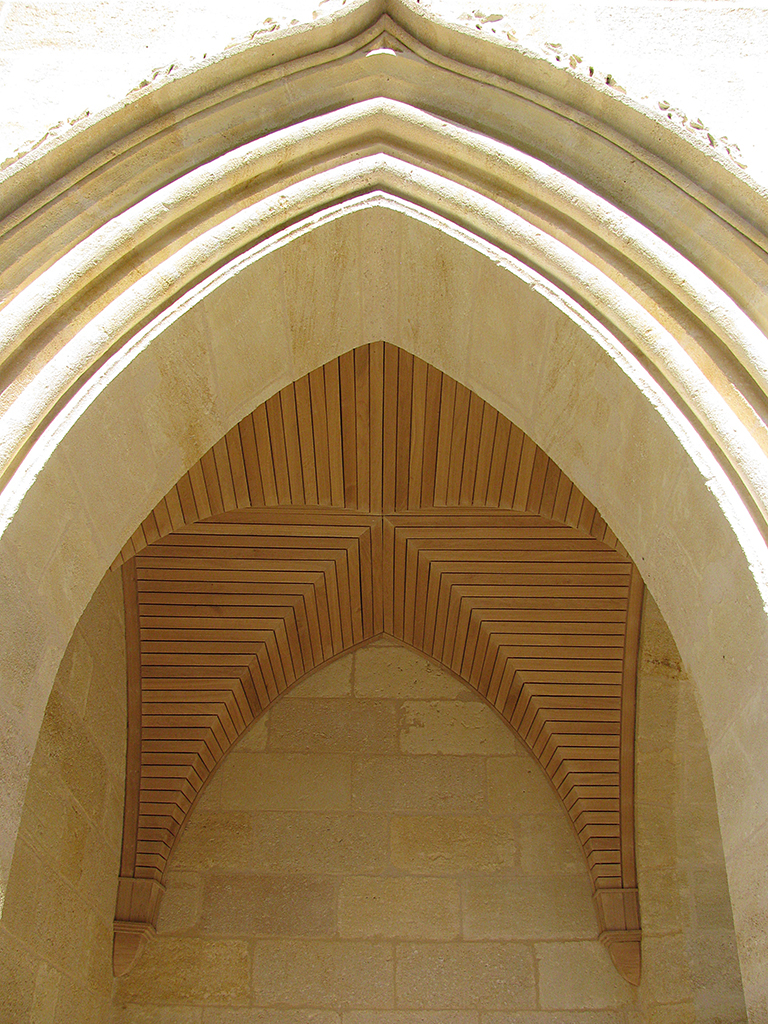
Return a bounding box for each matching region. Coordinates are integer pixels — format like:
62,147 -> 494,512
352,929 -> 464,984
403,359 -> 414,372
115,344 -> 643,983
114,344 -> 621,566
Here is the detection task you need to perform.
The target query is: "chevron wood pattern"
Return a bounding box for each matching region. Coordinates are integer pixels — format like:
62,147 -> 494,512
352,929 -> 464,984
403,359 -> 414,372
121,512 -> 381,882
384,512 -> 642,895
116,344 -> 643,983
114,343 -> 623,566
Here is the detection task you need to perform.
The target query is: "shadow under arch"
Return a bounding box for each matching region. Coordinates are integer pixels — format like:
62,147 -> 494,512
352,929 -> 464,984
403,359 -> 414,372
1,3 -> 767,1011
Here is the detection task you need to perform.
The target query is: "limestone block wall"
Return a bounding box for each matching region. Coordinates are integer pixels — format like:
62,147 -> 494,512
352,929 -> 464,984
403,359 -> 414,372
113,637 -> 638,1021
0,571 -> 745,1023
0,570 -> 126,1024
635,598 -> 746,1024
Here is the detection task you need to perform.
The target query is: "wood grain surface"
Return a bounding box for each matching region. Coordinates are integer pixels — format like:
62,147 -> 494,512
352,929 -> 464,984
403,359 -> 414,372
118,344 -> 642,938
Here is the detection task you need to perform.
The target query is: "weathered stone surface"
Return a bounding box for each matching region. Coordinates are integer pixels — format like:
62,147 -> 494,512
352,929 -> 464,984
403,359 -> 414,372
344,1014 -> 477,1024
486,757 -> 559,817
34,692 -> 108,825
156,871 -> 203,935
172,813 -> 252,871
113,1009 -> 203,1024
390,815 -> 519,874
218,752 -> 351,812
399,701 -> 518,756
204,1012 -> 338,1024
233,713 -> 269,752
269,698 -> 398,754
643,1004 -> 696,1024
639,595 -> 684,680
642,935 -> 693,1006
0,931 -> 37,1023
199,874 -> 336,937
251,813 -> 389,875
352,755 -> 484,814
338,877 -> 460,940
297,657 -> 354,698
536,943 -> 634,1009
114,937 -> 250,1004
462,875 -> 595,940
354,642 -> 467,700
481,1014 -> 628,1024
251,939 -> 394,1008
395,942 -> 536,1010
518,815 -> 584,875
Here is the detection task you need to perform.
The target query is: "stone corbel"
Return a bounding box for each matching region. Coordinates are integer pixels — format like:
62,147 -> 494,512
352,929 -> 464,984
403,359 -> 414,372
113,876 -> 165,977
594,887 -> 641,986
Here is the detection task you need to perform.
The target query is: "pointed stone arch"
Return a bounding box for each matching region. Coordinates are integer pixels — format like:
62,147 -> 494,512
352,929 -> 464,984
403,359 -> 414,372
0,0 -> 767,1014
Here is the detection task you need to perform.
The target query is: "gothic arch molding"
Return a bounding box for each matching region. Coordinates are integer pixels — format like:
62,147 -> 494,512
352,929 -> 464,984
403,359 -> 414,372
0,1 -> 767,1013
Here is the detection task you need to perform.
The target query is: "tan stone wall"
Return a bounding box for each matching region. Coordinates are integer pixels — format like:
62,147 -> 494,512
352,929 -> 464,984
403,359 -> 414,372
0,570 -> 126,1024
635,597 -> 746,1024
112,637 -> 638,1022
0,577 -> 746,1022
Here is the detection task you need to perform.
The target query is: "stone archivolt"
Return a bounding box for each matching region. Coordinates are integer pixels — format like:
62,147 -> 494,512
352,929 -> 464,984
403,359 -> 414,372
1,1 -> 768,1015
2,8 -> 766,528
116,343 -> 644,984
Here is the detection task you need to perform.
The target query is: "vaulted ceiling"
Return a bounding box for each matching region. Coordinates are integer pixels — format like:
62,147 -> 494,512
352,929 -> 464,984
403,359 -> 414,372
115,342 -> 643,984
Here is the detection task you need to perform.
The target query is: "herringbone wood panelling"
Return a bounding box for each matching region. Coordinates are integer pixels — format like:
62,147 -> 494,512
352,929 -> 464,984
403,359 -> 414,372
383,513 -> 641,892
116,345 -> 643,981
115,343 -> 622,565
122,511 -> 381,881
122,508 -> 638,890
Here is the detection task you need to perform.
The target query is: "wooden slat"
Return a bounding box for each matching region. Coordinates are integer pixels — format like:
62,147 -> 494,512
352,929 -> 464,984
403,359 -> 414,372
620,565 -> 644,889
395,348 -> 413,512
486,415 -> 511,508
447,382 -> 470,505
420,363 -> 443,509
123,344 -> 620,557
338,350 -> 358,508
200,449 -> 224,517
238,415 -> 264,506
407,355 -> 428,511
433,374 -> 455,507
265,392 -> 291,504
225,426 -> 250,509
212,437 -> 236,512
120,561 -> 142,878
254,403 -> 280,505
382,341 -> 399,514
369,341 -> 384,514
472,403 -> 497,507
354,344 -> 370,512
324,359 -> 345,508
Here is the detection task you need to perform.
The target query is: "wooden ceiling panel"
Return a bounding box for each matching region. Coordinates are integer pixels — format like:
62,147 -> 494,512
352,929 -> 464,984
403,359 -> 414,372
379,511 -> 639,895
115,344 -> 643,985
123,512 -> 380,883
115,344 -> 620,567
